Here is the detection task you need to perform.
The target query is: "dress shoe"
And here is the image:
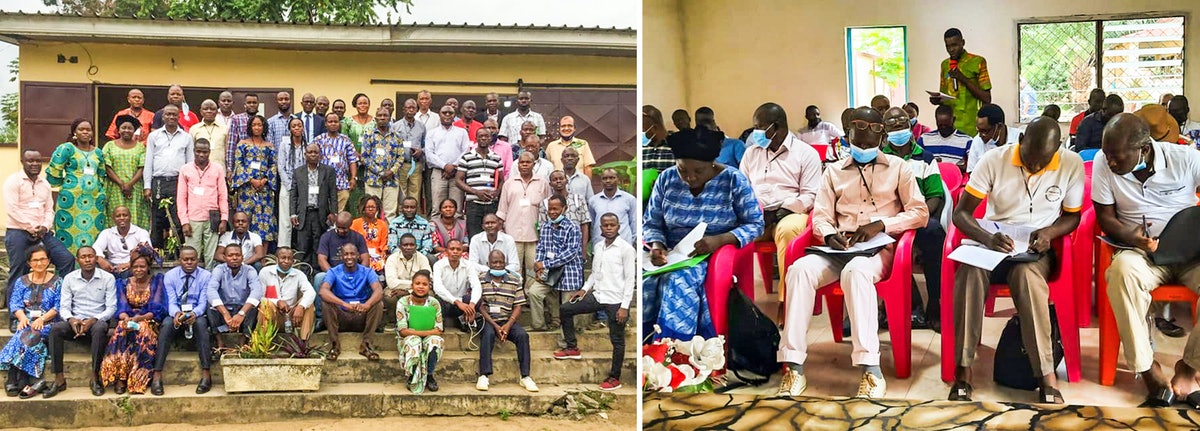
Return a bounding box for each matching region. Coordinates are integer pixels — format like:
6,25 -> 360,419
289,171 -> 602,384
1155,317 -> 1186,338
42,381 -> 66,399
114,380 -> 127,395
196,377 -> 213,394
425,375 -> 439,392
150,378 -> 164,396
90,380 -> 105,396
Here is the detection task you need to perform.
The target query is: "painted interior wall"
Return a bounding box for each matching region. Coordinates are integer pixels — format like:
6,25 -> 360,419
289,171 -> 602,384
644,0 -> 1199,134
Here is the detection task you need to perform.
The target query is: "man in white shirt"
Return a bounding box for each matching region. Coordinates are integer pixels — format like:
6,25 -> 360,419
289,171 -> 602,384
468,214 -> 519,274
1168,95 -> 1200,144
92,206 -> 152,278
258,247 -> 316,340
383,233 -> 432,330
215,212 -> 265,269
499,91 -> 545,142
1095,113 -> 1200,407
965,104 -> 1019,174
415,90 -> 440,132
144,104 -> 194,250
554,214 -> 634,392
949,117 -> 1084,404
215,91 -> 235,129
797,105 -> 845,147
739,103 -> 822,301
509,134 -> 554,180
432,239 -> 482,331
425,105 -> 471,218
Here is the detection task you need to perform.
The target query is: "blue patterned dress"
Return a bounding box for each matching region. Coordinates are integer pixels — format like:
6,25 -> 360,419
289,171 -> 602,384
0,275 -> 62,378
232,141 -> 279,242
642,166 -> 762,340
46,142 -> 107,251
100,274 -> 166,393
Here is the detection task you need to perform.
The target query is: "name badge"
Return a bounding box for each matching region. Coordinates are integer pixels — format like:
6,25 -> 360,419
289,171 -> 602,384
27,201 -> 42,209
403,141 -> 413,149
28,310 -> 42,319
519,198 -> 531,207
193,186 -> 206,196
375,147 -> 387,156
349,300 -> 361,305
330,156 -> 342,165
181,304 -> 194,312
250,161 -> 262,170
82,166 -> 96,176
489,305 -> 502,314
547,252 -> 556,259
308,185 -> 319,195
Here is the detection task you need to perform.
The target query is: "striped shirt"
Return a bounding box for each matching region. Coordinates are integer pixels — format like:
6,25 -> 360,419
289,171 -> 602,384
225,113 -> 251,165
535,217 -> 584,291
313,133 -> 359,190
479,271 -> 526,323
457,149 -> 503,204
918,130 -> 973,164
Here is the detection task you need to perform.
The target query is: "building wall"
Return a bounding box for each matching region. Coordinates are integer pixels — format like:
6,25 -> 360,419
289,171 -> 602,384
644,0 -> 1199,134
642,0 -> 689,114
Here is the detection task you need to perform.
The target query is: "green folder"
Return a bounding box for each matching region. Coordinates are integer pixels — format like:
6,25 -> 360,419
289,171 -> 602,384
642,254 -> 710,278
406,304 -> 437,331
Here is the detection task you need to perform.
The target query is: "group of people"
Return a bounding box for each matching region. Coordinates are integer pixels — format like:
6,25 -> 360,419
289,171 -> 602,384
3,86 -> 638,397
641,25 -> 1200,408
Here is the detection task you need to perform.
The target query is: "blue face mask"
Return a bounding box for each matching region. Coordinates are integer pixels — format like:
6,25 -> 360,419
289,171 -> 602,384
1133,149 -> 1148,172
850,145 -> 879,164
489,269 -> 507,277
747,124 -> 775,148
908,118 -> 917,127
886,129 -> 913,146
640,132 -> 650,146
552,214 -> 566,224
276,267 -> 292,276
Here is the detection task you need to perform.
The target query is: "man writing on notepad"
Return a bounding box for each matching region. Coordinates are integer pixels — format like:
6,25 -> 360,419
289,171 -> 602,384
930,28 -> 991,136
948,117 -> 1083,405
1096,113 -> 1200,408
776,107 -> 928,399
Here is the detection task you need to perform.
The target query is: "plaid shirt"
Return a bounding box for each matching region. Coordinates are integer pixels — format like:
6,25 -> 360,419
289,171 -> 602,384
361,128 -> 404,188
387,215 -> 435,255
538,192 -> 591,227
642,141 -> 675,172
226,113 -> 251,165
313,133 -> 359,190
535,217 -> 584,291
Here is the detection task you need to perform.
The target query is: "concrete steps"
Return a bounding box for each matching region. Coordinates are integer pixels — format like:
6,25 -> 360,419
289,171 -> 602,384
0,382 -> 636,428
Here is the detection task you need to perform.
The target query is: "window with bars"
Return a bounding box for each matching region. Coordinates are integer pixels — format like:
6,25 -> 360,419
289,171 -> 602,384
1017,16 -> 1185,123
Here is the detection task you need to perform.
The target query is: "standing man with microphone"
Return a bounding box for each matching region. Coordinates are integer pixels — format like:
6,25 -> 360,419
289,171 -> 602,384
930,28 -> 991,136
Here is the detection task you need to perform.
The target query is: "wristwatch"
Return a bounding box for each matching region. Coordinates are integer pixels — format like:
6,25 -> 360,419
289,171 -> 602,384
237,310 -> 246,317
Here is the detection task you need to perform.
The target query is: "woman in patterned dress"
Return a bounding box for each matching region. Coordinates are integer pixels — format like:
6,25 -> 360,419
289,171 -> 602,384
642,127 -> 763,341
352,195 -> 389,274
396,270 -> 443,394
99,254 -> 165,395
342,93 -> 374,218
103,115 -> 149,229
430,199 -> 468,261
0,246 -> 62,399
46,119 -> 107,251
232,115 -> 278,243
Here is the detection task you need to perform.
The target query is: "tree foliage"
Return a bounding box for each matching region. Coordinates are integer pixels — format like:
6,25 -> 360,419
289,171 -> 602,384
42,0 -> 413,25
0,58 -> 18,144
853,27 -> 906,88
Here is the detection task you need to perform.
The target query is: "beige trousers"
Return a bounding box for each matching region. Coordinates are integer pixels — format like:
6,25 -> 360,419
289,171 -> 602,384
954,253 -> 1054,375
365,185 -> 402,219
1107,249 -> 1200,373
770,213 -> 809,301
183,221 -> 219,267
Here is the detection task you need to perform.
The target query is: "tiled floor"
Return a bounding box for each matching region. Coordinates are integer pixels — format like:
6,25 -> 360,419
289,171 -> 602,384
723,270 -> 1191,408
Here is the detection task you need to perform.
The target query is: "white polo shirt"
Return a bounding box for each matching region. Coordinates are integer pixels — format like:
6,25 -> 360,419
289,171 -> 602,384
217,231 -> 263,259
1092,140 -> 1200,237
965,126 -> 1021,173
964,143 -> 1085,228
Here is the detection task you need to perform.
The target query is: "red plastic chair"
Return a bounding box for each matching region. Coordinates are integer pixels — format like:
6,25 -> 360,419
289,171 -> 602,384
704,243 -> 757,338
783,225 -> 918,378
810,143 -> 830,163
938,162 -> 964,200
939,204 -> 1083,383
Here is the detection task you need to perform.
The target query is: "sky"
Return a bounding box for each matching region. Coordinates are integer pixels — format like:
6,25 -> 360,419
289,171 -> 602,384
0,0 -> 640,127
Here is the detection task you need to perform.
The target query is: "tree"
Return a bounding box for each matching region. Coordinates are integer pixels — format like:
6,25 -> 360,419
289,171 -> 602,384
42,0 -> 413,25
0,58 -> 17,144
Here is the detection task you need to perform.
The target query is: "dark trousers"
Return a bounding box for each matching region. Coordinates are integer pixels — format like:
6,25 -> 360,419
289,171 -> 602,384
561,292 -> 626,379
479,320 -> 530,377
912,217 -> 946,314
465,201 -> 498,238
49,319 -> 108,376
5,229 -> 75,307
150,176 -> 184,250
156,315 -> 213,370
438,295 -> 476,329
207,305 -> 258,335
322,300 -> 384,345
295,207 -> 325,268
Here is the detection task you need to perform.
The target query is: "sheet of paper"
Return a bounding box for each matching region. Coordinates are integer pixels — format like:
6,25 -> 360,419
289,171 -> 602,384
975,219 -> 1036,254
926,90 -> 956,100
643,222 -> 707,271
807,232 -> 896,254
948,245 -> 1009,270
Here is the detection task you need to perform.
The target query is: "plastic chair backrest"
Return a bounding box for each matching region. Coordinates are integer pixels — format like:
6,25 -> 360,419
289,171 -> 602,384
810,143 -> 829,162
938,162 -> 963,192
1080,149 -> 1099,162
642,168 -> 659,202
1084,160 -> 1093,178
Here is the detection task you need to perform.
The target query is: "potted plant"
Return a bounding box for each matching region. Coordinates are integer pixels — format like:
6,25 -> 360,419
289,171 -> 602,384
219,304 -> 326,393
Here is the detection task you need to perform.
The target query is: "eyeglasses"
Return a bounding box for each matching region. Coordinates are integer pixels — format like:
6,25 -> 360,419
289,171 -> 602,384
882,117 -> 909,128
850,120 -> 885,133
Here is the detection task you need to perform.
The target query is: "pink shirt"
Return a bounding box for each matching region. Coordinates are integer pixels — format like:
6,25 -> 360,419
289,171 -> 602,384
490,141 -> 514,175
3,172 -> 54,231
176,162 -> 229,225
496,174 -> 551,242
739,132 -> 822,214
812,155 -> 929,241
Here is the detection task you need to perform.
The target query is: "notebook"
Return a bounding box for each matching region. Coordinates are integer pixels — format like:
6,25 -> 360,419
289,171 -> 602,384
406,303 -> 437,331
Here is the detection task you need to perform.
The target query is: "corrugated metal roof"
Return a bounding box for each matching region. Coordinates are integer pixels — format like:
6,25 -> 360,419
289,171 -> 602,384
0,10 -> 636,33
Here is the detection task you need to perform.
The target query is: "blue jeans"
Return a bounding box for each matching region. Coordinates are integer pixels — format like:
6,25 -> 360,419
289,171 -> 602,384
5,229 -> 75,306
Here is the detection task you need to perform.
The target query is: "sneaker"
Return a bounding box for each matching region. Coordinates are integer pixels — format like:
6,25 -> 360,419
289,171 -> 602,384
554,347 -> 582,360
520,376 -> 539,392
855,372 -> 886,399
777,369 -> 807,397
599,377 -> 622,391
476,375 -> 489,391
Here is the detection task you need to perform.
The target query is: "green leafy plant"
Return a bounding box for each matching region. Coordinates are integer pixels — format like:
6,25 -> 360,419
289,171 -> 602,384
222,304 -> 278,359
498,409 -> 512,421
276,332 -> 330,359
111,394 -> 135,425
155,197 -> 180,257
592,159 -> 637,195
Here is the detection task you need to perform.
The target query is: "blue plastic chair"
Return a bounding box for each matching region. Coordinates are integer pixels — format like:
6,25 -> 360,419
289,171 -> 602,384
1079,148 -> 1099,162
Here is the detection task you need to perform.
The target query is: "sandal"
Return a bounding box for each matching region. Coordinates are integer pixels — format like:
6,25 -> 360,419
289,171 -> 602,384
328,345 -> 340,361
947,381 -> 973,401
1038,386 -> 1065,404
1138,387 -> 1176,408
360,344 -> 380,361
1184,391 -> 1200,409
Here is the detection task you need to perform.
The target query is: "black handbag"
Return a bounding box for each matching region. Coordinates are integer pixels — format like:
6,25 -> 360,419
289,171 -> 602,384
993,305 -> 1065,390
724,287 -> 780,386
543,265 -> 565,287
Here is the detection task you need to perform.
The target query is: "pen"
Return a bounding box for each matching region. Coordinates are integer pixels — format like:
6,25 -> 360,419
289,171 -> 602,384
1142,215 -> 1149,237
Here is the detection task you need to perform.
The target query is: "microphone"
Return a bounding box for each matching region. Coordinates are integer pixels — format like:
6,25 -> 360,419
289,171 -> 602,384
949,60 -> 959,91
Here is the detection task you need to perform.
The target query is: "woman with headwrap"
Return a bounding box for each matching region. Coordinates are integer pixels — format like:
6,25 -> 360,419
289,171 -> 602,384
103,114 -> 149,229
642,126 -> 763,340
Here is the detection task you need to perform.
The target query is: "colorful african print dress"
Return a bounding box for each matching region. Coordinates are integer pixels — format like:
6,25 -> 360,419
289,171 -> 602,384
0,275 -> 62,378
102,141 -> 150,229
100,274 -> 166,394
232,141 -> 279,242
342,118 -> 374,217
395,295 -> 443,394
352,217 -> 389,273
431,218 -> 468,261
641,166 -> 763,341
46,142 -> 107,251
